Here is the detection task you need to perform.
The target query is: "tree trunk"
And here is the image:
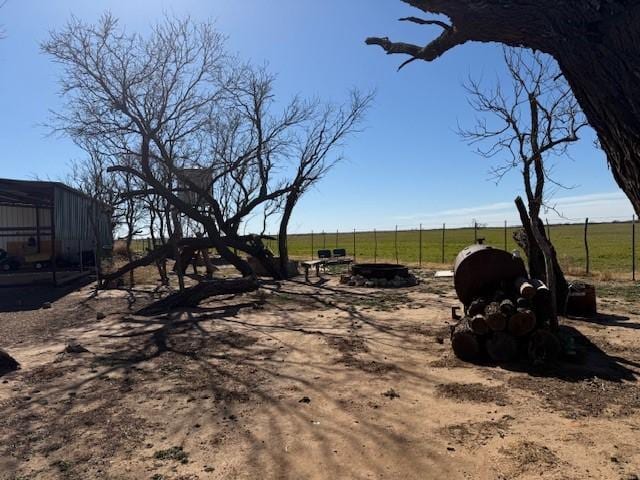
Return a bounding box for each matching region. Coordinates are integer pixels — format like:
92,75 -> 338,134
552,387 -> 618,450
514,197 -> 568,317
368,1 -> 640,217
278,192 -> 298,279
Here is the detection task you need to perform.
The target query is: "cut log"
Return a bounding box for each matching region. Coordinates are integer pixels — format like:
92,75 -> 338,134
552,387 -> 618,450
470,314 -> 490,335
508,308 -> 537,337
486,332 -> 518,363
515,277 -> 536,299
451,317 -> 480,361
516,297 -> 531,309
484,302 -> 507,332
499,298 -> 515,317
0,349 -> 20,375
136,275 -> 259,316
528,329 -> 561,365
530,278 -> 550,295
467,298 -> 487,316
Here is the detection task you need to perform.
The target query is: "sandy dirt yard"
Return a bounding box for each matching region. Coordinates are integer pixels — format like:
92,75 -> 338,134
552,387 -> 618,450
0,270 -> 639,480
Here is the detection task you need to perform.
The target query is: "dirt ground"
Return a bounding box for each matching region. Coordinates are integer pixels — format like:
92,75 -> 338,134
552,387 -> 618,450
0,269 -> 639,480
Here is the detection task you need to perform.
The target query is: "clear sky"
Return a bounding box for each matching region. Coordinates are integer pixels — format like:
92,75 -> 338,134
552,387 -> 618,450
0,0 -> 634,233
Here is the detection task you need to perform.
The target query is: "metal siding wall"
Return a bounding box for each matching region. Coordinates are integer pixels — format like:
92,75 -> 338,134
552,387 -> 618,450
53,187 -> 113,262
0,205 -> 52,251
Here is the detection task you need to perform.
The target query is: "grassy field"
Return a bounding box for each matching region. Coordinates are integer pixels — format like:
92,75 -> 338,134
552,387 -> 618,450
128,221 -> 638,279
264,221 -> 639,278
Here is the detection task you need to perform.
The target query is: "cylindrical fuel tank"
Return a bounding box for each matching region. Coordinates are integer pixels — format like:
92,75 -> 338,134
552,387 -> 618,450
454,245 -> 527,306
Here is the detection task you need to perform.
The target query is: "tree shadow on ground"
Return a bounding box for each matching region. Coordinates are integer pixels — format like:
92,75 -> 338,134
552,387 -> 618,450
569,312 -> 640,330
472,325 -> 638,384
0,278 -> 93,313
0,286 -> 444,479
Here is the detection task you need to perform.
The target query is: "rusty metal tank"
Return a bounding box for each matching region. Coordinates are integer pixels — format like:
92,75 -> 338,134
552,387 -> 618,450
453,245 -> 527,306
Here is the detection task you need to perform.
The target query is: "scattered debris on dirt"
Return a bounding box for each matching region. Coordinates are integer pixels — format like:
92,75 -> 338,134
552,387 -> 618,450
382,388 -> 400,399
64,343 -> 90,354
435,382 -> 508,404
501,440 -> 560,475
154,446 -> 189,464
443,415 -> 514,447
508,375 -> 640,418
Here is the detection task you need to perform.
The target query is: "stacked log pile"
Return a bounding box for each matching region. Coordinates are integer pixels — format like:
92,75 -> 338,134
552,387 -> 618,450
451,276 -> 560,365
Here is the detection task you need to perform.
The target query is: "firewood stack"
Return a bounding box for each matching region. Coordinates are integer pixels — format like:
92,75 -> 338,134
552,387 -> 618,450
451,275 -> 560,365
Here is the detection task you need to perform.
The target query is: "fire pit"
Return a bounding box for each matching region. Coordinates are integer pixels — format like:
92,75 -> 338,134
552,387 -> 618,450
341,263 -> 417,288
351,263 -> 409,280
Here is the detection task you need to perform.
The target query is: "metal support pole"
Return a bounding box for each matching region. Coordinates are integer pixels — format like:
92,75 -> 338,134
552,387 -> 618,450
474,221 -> 477,243
584,217 -> 590,275
335,229 -> 338,249
374,229 -> 377,263
353,229 -> 356,262
323,230 -> 326,248
35,206 -> 41,253
504,220 -> 507,251
395,225 -> 399,264
311,230 -> 314,259
419,223 -> 422,267
441,223 -> 445,263
633,215 -> 636,281
50,203 -> 57,286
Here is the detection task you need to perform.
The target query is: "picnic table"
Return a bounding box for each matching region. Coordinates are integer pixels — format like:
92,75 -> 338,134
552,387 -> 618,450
301,249 -> 354,282
301,259 -> 326,282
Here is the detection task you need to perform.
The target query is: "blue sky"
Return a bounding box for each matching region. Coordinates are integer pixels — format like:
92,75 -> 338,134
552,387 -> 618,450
0,0 -> 634,233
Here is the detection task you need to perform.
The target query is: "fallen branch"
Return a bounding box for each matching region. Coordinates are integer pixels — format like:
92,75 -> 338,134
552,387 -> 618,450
136,275 -> 259,315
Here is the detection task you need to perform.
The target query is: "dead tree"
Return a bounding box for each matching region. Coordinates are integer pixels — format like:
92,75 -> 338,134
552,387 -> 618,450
44,15 -> 369,309
366,1 -> 640,218
277,90 -> 372,278
458,49 -> 588,324
43,14 -> 257,307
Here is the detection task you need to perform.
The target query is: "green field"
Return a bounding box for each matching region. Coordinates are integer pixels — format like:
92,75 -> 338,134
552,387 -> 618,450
128,221 -> 638,278
263,222 -> 639,278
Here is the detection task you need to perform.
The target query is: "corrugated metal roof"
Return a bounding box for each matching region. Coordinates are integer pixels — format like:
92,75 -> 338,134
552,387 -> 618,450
0,178 -> 112,211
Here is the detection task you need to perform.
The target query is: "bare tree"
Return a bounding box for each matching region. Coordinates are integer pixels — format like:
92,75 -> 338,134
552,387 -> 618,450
44,14 -> 369,311
459,48 -> 588,325
366,1 -> 640,219
277,90 -> 372,277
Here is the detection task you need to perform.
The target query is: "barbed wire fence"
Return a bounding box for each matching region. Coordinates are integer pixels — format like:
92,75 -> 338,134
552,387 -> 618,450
265,215 -> 638,280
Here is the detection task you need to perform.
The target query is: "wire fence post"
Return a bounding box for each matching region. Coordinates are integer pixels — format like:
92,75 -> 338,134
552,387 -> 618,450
395,225 -> 399,264
474,220 -> 477,243
419,223 -> 423,267
311,230 -> 314,259
353,228 -> 356,263
374,229 -> 377,263
322,230 -> 326,249
441,223 -> 446,264
633,215 -> 636,281
504,220 -> 507,251
584,217 -> 590,275
335,229 -> 338,249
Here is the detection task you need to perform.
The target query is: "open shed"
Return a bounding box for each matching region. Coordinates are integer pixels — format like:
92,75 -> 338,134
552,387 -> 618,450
0,178 -> 112,284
